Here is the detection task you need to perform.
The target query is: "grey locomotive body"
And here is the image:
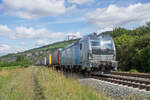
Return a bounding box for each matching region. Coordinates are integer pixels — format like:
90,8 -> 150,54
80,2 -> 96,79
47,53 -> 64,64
60,33 -> 117,73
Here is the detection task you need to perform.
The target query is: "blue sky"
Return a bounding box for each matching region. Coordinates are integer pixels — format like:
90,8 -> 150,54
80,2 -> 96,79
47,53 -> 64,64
0,0 -> 150,56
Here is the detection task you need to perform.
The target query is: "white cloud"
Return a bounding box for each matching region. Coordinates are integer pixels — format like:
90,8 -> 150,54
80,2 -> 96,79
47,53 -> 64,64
20,42 -> 25,45
87,3 -> 150,29
0,0 -> 74,19
36,39 -> 50,46
66,32 -> 82,40
0,25 -> 68,45
0,24 -> 85,42
37,17 -> 85,28
0,25 -> 79,56
0,25 -> 12,36
13,26 -> 66,40
0,43 -> 26,56
97,27 -> 113,34
0,25 -> 66,40
68,0 -> 94,5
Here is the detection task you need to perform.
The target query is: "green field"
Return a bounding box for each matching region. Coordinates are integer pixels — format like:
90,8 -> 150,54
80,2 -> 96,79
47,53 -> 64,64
0,66 -> 109,100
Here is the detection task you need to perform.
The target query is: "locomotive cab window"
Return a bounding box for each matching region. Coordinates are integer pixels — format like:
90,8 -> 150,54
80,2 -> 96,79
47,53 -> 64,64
91,41 -> 100,46
80,43 -> 82,50
101,40 -> 113,50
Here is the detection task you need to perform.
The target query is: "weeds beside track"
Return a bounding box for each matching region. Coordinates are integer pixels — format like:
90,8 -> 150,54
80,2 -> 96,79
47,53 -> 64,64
0,66 -> 109,100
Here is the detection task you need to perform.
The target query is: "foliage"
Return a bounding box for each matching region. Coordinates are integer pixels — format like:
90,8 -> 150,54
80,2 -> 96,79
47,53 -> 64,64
0,66 -> 23,71
16,54 -> 30,67
129,69 -> 139,73
111,22 -> 150,73
110,27 -> 129,37
0,55 -> 29,68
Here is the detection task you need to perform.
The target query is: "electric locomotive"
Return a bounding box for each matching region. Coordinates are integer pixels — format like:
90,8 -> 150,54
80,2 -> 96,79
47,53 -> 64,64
60,33 -> 117,73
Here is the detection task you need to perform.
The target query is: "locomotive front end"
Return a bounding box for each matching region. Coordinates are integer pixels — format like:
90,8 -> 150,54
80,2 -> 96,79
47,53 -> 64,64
89,33 -> 117,73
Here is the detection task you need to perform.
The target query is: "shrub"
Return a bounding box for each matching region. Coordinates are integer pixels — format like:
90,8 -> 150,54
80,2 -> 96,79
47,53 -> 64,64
0,55 -> 29,68
129,69 -> 139,73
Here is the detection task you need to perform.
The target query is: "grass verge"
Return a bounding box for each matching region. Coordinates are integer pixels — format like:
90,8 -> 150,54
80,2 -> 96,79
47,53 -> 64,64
0,67 -> 34,100
34,66 -> 109,100
0,65 -> 25,71
0,66 -> 109,100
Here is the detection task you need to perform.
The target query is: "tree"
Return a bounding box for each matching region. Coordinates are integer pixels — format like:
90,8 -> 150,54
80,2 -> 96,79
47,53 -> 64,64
16,54 -> 29,67
110,27 -> 128,37
16,54 -> 25,62
111,23 -> 150,73
146,21 -> 150,27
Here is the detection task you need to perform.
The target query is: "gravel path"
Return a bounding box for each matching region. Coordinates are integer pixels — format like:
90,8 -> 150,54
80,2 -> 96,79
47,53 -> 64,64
79,78 -> 150,100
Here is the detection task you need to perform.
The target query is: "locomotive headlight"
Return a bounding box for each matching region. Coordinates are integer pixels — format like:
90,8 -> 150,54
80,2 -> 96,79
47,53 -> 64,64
89,56 -> 91,59
88,53 -> 93,60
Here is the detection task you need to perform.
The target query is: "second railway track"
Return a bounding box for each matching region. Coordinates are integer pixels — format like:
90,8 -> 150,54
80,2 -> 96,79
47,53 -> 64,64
111,71 -> 150,79
90,73 -> 150,91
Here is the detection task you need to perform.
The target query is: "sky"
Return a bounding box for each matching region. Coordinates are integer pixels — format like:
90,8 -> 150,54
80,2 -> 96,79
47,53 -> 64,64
0,0 -> 150,56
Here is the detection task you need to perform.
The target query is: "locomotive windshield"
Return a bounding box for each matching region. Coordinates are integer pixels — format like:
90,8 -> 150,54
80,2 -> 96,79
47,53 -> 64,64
100,40 -> 113,50
91,36 -> 114,55
91,41 -> 100,46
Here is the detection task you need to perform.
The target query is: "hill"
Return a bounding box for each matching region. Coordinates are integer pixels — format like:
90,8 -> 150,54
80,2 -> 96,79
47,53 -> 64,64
0,39 -> 79,65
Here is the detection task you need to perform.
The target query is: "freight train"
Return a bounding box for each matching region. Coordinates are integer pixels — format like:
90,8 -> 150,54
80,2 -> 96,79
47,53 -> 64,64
40,33 -> 118,73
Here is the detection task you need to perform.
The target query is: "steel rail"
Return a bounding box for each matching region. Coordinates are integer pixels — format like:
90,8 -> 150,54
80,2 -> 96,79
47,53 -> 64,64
111,72 -> 150,79
91,75 -> 150,91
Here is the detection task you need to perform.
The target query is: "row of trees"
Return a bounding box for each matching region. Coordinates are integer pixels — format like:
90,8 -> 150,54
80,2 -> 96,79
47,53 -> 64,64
0,55 -> 29,67
111,22 -> 150,73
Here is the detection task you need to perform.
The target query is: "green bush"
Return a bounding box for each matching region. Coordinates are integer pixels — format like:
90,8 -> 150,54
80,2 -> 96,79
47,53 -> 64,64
129,69 -> 139,73
111,22 -> 150,73
0,66 -> 23,71
0,55 -> 29,68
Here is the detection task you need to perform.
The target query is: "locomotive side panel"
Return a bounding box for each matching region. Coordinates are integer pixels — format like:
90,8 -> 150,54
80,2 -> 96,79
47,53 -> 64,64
60,43 -> 79,66
77,37 -> 91,70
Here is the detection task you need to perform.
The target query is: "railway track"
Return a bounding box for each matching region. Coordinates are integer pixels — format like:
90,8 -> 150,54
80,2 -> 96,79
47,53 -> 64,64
58,68 -> 150,91
111,71 -> 150,79
90,74 -> 150,91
